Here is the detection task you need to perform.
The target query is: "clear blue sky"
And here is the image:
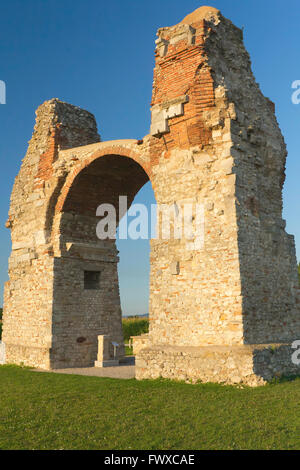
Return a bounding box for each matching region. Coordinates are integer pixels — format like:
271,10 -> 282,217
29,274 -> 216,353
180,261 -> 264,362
0,0 -> 300,315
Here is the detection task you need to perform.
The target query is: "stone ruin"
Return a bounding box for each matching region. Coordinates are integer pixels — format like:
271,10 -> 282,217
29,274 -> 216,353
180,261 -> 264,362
2,6 -> 300,385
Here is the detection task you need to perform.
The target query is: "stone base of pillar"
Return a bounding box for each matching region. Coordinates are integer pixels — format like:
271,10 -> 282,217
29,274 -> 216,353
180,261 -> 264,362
135,343 -> 300,387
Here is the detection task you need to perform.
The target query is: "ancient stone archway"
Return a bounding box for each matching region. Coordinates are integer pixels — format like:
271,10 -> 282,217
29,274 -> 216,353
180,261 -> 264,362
3,6 -> 300,384
49,149 -> 152,368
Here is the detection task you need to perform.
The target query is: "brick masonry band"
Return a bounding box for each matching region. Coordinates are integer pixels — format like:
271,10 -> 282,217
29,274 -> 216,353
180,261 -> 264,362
2,6 -> 300,385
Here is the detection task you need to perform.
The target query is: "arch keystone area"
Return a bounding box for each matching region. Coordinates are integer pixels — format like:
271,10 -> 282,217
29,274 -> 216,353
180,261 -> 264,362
2,7 -> 300,384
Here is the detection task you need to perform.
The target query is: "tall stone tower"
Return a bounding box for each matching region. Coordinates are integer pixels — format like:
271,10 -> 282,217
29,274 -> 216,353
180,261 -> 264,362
135,6 -> 300,385
2,6 -> 300,384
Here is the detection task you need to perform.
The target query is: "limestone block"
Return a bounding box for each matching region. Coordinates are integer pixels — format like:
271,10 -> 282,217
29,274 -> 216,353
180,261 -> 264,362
155,38 -> 169,57
3,7 -> 300,383
170,261 -> 180,275
132,334 -> 150,356
12,240 -> 33,250
164,103 -> 184,120
150,118 -> 169,136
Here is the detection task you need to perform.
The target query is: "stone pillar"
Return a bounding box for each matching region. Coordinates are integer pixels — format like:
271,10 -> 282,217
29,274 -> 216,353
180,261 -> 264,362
95,335 -> 120,367
2,99 -> 107,369
135,6 -> 300,385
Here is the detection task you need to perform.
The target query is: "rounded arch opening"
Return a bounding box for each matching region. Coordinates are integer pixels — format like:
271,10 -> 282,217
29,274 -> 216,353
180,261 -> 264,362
62,154 -> 150,218
50,152 -> 155,368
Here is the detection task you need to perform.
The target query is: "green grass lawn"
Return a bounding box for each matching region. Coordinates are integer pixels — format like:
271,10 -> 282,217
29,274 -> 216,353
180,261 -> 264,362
0,365 -> 299,450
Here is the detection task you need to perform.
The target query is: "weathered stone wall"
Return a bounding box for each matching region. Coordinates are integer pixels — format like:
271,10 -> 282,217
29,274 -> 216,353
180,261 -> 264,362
3,256 -> 54,368
51,254 -> 123,368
